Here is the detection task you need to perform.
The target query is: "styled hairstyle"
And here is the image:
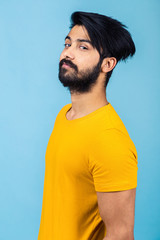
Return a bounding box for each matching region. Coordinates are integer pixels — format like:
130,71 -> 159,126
70,11 -> 136,87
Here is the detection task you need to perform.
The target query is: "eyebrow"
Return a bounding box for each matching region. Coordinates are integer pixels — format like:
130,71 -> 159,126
65,35 -> 92,45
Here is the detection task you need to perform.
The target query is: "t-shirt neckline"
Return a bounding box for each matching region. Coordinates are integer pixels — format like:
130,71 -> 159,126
64,102 -> 111,123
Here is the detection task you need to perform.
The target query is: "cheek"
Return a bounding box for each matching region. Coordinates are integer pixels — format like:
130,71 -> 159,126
78,55 -> 99,69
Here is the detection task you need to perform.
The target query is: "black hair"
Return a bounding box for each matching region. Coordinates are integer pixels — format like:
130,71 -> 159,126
70,11 -> 136,87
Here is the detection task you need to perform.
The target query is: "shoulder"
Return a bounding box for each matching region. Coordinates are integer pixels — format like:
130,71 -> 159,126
55,103 -> 71,120
57,103 -> 71,116
93,103 -> 132,139
106,104 -> 130,136
90,127 -> 137,160
52,103 -> 71,129
91,103 -> 137,156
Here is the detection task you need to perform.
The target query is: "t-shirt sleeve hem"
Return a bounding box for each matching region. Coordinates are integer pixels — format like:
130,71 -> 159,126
95,184 -> 137,192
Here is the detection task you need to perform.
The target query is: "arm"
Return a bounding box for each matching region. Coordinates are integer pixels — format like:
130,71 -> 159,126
97,188 -> 136,240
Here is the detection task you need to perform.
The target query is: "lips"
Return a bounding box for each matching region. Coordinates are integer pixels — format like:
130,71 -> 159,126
60,59 -> 78,72
62,62 -> 71,68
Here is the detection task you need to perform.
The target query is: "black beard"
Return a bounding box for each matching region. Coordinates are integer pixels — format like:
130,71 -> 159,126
58,58 -> 102,94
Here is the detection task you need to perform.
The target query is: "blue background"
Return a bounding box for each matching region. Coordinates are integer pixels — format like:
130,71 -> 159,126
0,0 -> 160,239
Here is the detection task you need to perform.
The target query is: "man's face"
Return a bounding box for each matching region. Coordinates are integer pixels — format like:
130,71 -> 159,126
58,25 -> 102,94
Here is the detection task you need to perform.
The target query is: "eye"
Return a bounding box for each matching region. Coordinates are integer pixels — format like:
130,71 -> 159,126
64,43 -> 71,48
80,46 -> 88,50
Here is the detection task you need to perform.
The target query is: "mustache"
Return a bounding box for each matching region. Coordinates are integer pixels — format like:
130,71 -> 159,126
59,59 -> 78,72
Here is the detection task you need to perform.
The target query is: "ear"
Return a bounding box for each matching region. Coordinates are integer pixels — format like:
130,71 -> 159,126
101,57 -> 117,73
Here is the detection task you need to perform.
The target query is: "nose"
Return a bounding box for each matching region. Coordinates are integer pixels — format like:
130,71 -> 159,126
62,45 -> 75,60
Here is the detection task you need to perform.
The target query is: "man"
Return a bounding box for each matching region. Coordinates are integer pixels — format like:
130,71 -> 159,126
38,11 -> 138,240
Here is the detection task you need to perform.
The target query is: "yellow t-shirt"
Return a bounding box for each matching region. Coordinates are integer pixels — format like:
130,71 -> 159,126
38,102 -> 138,240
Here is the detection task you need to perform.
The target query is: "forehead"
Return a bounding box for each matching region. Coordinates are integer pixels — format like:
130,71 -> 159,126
66,25 -> 91,42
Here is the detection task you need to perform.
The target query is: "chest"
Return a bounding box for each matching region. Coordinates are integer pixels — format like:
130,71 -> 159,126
45,127 -> 92,184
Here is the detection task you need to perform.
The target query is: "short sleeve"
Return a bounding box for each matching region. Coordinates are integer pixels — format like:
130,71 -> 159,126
88,128 -> 138,192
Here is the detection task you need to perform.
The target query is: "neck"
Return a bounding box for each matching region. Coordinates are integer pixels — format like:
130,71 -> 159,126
67,87 -> 109,120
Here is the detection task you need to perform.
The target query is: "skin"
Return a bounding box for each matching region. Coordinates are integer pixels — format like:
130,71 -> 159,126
59,25 -> 136,239
97,188 -> 136,240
